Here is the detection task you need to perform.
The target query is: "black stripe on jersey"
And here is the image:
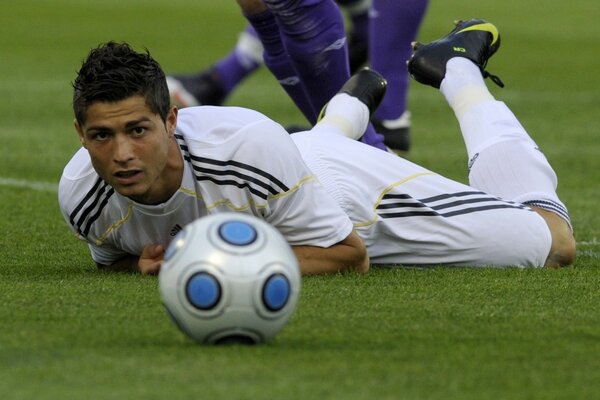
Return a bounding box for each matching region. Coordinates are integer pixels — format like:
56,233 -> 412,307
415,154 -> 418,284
69,176 -> 103,225
377,190 -> 527,219
69,178 -> 114,237
431,196 -> 516,211
187,153 -> 289,192
175,135 -> 288,192
380,210 -> 441,218
82,187 -> 115,237
522,199 -> 571,223
419,190 -> 488,203
176,133 -> 289,193
195,174 -> 270,200
192,167 -> 273,199
177,141 -> 290,198
175,134 -> 189,153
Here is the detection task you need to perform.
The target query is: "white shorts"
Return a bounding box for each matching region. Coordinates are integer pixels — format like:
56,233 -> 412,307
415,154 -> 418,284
292,130 -> 552,268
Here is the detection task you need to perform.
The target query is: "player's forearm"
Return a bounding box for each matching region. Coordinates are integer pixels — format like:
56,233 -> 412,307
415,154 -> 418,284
96,244 -> 165,274
292,230 -> 369,275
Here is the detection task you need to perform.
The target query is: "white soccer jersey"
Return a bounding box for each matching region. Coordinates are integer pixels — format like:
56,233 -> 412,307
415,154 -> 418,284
291,129 -> 552,267
58,106 -> 353,266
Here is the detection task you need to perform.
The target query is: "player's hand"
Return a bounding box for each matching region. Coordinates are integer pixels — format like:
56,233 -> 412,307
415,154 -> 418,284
138,244 -> 165,275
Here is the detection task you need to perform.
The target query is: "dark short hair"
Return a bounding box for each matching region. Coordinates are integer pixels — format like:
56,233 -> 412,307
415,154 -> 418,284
72,41 -> 170,124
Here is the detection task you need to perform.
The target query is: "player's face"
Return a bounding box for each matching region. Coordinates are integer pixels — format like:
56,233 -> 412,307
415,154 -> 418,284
75,95 -> 182,204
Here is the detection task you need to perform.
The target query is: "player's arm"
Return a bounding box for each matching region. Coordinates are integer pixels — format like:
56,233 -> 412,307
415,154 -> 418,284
96,244 -> 165,275
292,230 -> 369,275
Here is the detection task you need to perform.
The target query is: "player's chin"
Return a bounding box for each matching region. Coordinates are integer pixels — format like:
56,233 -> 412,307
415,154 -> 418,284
111,182 -> 149,202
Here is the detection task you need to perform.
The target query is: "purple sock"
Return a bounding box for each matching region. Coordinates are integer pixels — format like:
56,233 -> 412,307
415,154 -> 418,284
263,0 -> 351,123
370,0 -> 429,121
244,10 -> 317,122
213,25 -> 263,95
361,123 -> 387,151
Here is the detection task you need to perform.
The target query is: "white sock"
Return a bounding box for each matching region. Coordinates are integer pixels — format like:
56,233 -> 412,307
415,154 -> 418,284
236,29 -> 264,67
441,57 -> 495,120
377,110 -> 411,130
441,58 -> 571,226
311,93 -> 369,140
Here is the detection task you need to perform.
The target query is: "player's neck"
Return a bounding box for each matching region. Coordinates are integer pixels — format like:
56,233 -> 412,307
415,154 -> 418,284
132,138 -> 184,206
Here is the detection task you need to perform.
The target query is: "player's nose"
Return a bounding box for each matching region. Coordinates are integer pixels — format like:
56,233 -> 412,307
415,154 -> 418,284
113,135 -> 135,163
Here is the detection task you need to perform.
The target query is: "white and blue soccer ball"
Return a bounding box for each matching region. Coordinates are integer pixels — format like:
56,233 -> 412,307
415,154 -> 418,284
159,213 -> 301,344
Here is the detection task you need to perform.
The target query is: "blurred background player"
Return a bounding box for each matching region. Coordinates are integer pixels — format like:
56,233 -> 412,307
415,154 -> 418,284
168,0 -> 429,151
167,0 -> 374,107
369,0 -> 429,152
238,0 -> 386,150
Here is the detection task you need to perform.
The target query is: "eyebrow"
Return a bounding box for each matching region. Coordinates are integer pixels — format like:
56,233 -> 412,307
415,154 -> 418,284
125,117 -> 153,129
86,117 -> 153,133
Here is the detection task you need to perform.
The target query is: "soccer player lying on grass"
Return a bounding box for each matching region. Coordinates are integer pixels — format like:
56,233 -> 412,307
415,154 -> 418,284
59,19 -> 575,275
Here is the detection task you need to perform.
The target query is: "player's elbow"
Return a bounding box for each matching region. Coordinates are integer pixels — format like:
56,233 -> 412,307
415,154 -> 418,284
537,210 -> 576,267
545,233 -> 576,267
354,243 -> 369,273
293,231 -> 369,274
341,230 -> 370,273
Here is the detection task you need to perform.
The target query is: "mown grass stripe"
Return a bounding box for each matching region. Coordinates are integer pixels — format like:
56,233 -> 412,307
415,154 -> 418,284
0,176 -> 58,192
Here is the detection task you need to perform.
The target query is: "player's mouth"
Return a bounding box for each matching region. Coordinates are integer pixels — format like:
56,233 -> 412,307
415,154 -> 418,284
114,169 -> 143,185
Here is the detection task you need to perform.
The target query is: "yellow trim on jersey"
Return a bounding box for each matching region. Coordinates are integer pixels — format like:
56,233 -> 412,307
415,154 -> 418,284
270,175 -> 317,200
204,174 -> 318,212
353,171 -> 437,228
205,196 -> 264,212
458,23 -> 499,45
95,202 -> 133,246
179,186 -> 202,199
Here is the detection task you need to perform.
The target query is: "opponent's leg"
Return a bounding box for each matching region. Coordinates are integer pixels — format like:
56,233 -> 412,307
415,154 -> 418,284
369,0 -> 429,152
336,0 -> 371,72
408,19 -> 575,266
212,25 -> 264,96
167,25 -> 263,107
242,6 -> 317,121
239,0 -> 387,149
262,0 -> 350,117
264,0 -> 386,148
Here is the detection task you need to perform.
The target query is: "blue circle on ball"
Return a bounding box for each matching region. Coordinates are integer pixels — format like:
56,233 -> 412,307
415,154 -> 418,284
186,273 -> 221,310
262,274 -> 291,311
218,221 -> 257,246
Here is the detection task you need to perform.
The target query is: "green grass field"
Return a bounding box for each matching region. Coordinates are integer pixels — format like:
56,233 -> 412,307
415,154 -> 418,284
1,1 -> 599,398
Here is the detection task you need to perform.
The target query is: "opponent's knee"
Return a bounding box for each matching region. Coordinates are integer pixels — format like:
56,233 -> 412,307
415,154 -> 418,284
237,0 -> 268,14
533,208 -> 576,267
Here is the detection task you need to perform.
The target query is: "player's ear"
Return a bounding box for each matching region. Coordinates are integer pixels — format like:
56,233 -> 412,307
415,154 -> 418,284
74,119 -> 86,148
166,106 -> 178,137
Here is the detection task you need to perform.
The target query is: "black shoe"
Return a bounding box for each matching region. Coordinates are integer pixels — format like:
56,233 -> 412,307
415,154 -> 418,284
338,67 -> 387,116
166,68 -> 226,107
372,111 -> 412,153
318,68 -> 387,122
407,19 -> 504,89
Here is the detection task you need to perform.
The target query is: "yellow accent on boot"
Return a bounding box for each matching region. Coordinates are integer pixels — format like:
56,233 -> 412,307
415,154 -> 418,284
457,23 -> 499,46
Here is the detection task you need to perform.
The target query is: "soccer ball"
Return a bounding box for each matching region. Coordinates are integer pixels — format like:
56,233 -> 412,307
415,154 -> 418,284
159,213 -> 301,344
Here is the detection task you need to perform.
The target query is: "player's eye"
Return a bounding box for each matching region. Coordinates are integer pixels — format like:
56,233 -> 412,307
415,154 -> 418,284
92,131 -> 110,141
131,126 -> 146,136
